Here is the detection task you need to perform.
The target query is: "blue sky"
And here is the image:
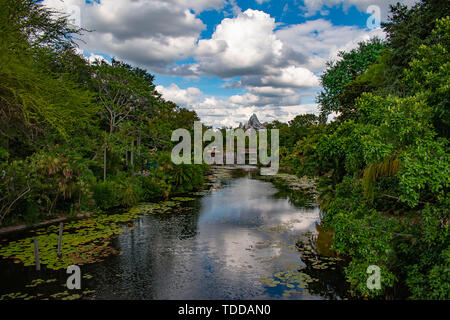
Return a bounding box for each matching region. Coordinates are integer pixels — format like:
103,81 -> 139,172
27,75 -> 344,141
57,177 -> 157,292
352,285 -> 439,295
155,0 -> 371,101
43,0 -> 416,127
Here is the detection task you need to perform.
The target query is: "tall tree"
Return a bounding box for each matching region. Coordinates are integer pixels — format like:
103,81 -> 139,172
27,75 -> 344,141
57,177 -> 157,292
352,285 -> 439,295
91,60 -> 160,180
317,38 -> 385,122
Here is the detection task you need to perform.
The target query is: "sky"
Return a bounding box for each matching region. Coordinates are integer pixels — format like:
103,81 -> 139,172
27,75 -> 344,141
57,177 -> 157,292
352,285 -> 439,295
42,0 -> 417,128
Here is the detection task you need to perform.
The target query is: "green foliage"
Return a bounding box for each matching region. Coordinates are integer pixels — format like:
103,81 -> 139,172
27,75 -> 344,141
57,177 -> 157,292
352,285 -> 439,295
317,38 -> 386,121
406,248 -> 450,300
362,154 -> 400,201
92,181 -> 118,210
382,0 -> 450,72
398,138 -> 449,208
277,6 -> 450,299
404,16 -> 450,138
137,152 -> 207,199
116,178 -> 144,208
138,175 -> 168,201
1,0 -> 448,300
0,1 -> 96,144
0,1 -> 206,225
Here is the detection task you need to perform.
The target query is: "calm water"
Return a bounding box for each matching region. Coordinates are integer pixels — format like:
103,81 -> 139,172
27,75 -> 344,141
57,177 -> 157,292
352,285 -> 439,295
0,169 -> 348,299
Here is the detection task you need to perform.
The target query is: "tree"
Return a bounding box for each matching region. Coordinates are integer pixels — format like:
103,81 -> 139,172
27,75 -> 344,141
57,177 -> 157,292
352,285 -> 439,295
91,60 -> 158,180
404,17 -> 450,138
0,0 -> 209,225
317,38 -> 385,121
382,0 -> 450,71
0,0 -> 96,158
313,14 -> 450,299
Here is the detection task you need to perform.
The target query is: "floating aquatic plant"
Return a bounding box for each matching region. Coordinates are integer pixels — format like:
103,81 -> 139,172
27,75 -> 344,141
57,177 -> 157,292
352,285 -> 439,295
171,197 -> 195,202
0,201 -> 184,270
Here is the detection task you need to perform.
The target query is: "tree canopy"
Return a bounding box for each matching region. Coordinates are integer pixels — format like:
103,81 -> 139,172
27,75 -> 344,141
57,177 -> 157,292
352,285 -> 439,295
276,1 -> 449,299
0,0 -> 207,225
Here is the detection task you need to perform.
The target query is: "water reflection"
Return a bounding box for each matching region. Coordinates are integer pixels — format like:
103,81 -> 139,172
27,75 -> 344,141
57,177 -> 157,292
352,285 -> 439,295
84,173 -> 347,300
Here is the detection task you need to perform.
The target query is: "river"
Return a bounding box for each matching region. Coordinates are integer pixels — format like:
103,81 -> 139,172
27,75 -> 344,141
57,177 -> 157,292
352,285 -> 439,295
0,168 -> 348,300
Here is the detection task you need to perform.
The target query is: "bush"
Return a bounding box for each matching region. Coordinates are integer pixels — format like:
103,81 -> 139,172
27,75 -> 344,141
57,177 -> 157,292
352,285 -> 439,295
169,164 -> 206,194
115,177 -> 143,207
138,175 -> 168,201
92,181 -> 118,210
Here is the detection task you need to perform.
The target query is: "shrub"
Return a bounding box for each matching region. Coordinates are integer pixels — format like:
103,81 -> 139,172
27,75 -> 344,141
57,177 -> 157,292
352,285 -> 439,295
115,177 -> 143,207
92,181 -> 118,210
138,175 -> 169,201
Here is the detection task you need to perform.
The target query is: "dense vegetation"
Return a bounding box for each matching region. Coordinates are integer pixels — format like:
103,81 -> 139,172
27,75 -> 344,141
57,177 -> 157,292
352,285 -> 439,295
0,0 -> 448,300
271,0 -> 449,299
0,0 -> 207,226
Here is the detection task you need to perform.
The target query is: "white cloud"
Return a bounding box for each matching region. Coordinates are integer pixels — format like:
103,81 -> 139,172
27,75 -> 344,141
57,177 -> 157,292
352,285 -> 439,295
175,0 -> 226,12
300,0 -> 420,19
87,53 -> 109,64
44,2 -> 382,79
156,83 -> 202,106
42,1 -> 390,127
42,0 -> 226,69
195,103 -> 319,128
248,86 -> 296,97
157,83 -> 318,128
276,19 -> 386,71
260,66 -> 320,88
186,10 -> 381,82
195,9 -> 286,77
183,8 -> 320,106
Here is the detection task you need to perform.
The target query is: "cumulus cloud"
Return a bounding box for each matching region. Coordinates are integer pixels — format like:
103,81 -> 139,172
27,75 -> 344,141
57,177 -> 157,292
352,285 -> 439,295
42,0 -> 226,69
195,9 -> 286,77
260,66 -> 320,88
300,0 -> 420,19
84,2 -> 204,39
44,2 -> 381,79
183,9 -> 320,108
276,19 -> 386,71
189,9 -> 313,79
175,0 -> 226,13
228,91 -> 302,107
184,9 -> 377,81
157,83 -> 316,127
248,86 -> 296,97
42,1 -> 390,127
195,103 -> 319,128
156,83 -> 202,106
87,53 -> 109,65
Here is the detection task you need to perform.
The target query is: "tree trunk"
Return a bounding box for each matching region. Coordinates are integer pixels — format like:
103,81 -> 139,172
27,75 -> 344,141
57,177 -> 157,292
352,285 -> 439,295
103,144 -> 107,182
137,132 -> 141,168
130,140 -> 135,176
137,132 -> 141,156
130,140 -> 134,167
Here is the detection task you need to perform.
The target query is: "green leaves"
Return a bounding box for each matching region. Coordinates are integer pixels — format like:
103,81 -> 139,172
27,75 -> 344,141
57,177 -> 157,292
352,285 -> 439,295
298,9 -> 450,299
404,17 -> 450,138
0,201 -> 186,270
398,139 -> 449,207
0,1 -> 205,224
317,38 -> 386,120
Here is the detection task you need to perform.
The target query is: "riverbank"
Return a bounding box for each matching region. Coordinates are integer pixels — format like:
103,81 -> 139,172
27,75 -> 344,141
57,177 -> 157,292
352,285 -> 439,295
0,166 -> 349,300
0,167 -> 231,270
0,167 -> 313,237
0,166 -> 219,235
264,173 -> 317,194
0,212 -> 93,236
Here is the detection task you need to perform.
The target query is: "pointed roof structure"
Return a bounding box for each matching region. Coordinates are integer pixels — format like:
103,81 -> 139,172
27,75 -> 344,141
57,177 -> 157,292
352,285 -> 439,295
242,114 -> 265,131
